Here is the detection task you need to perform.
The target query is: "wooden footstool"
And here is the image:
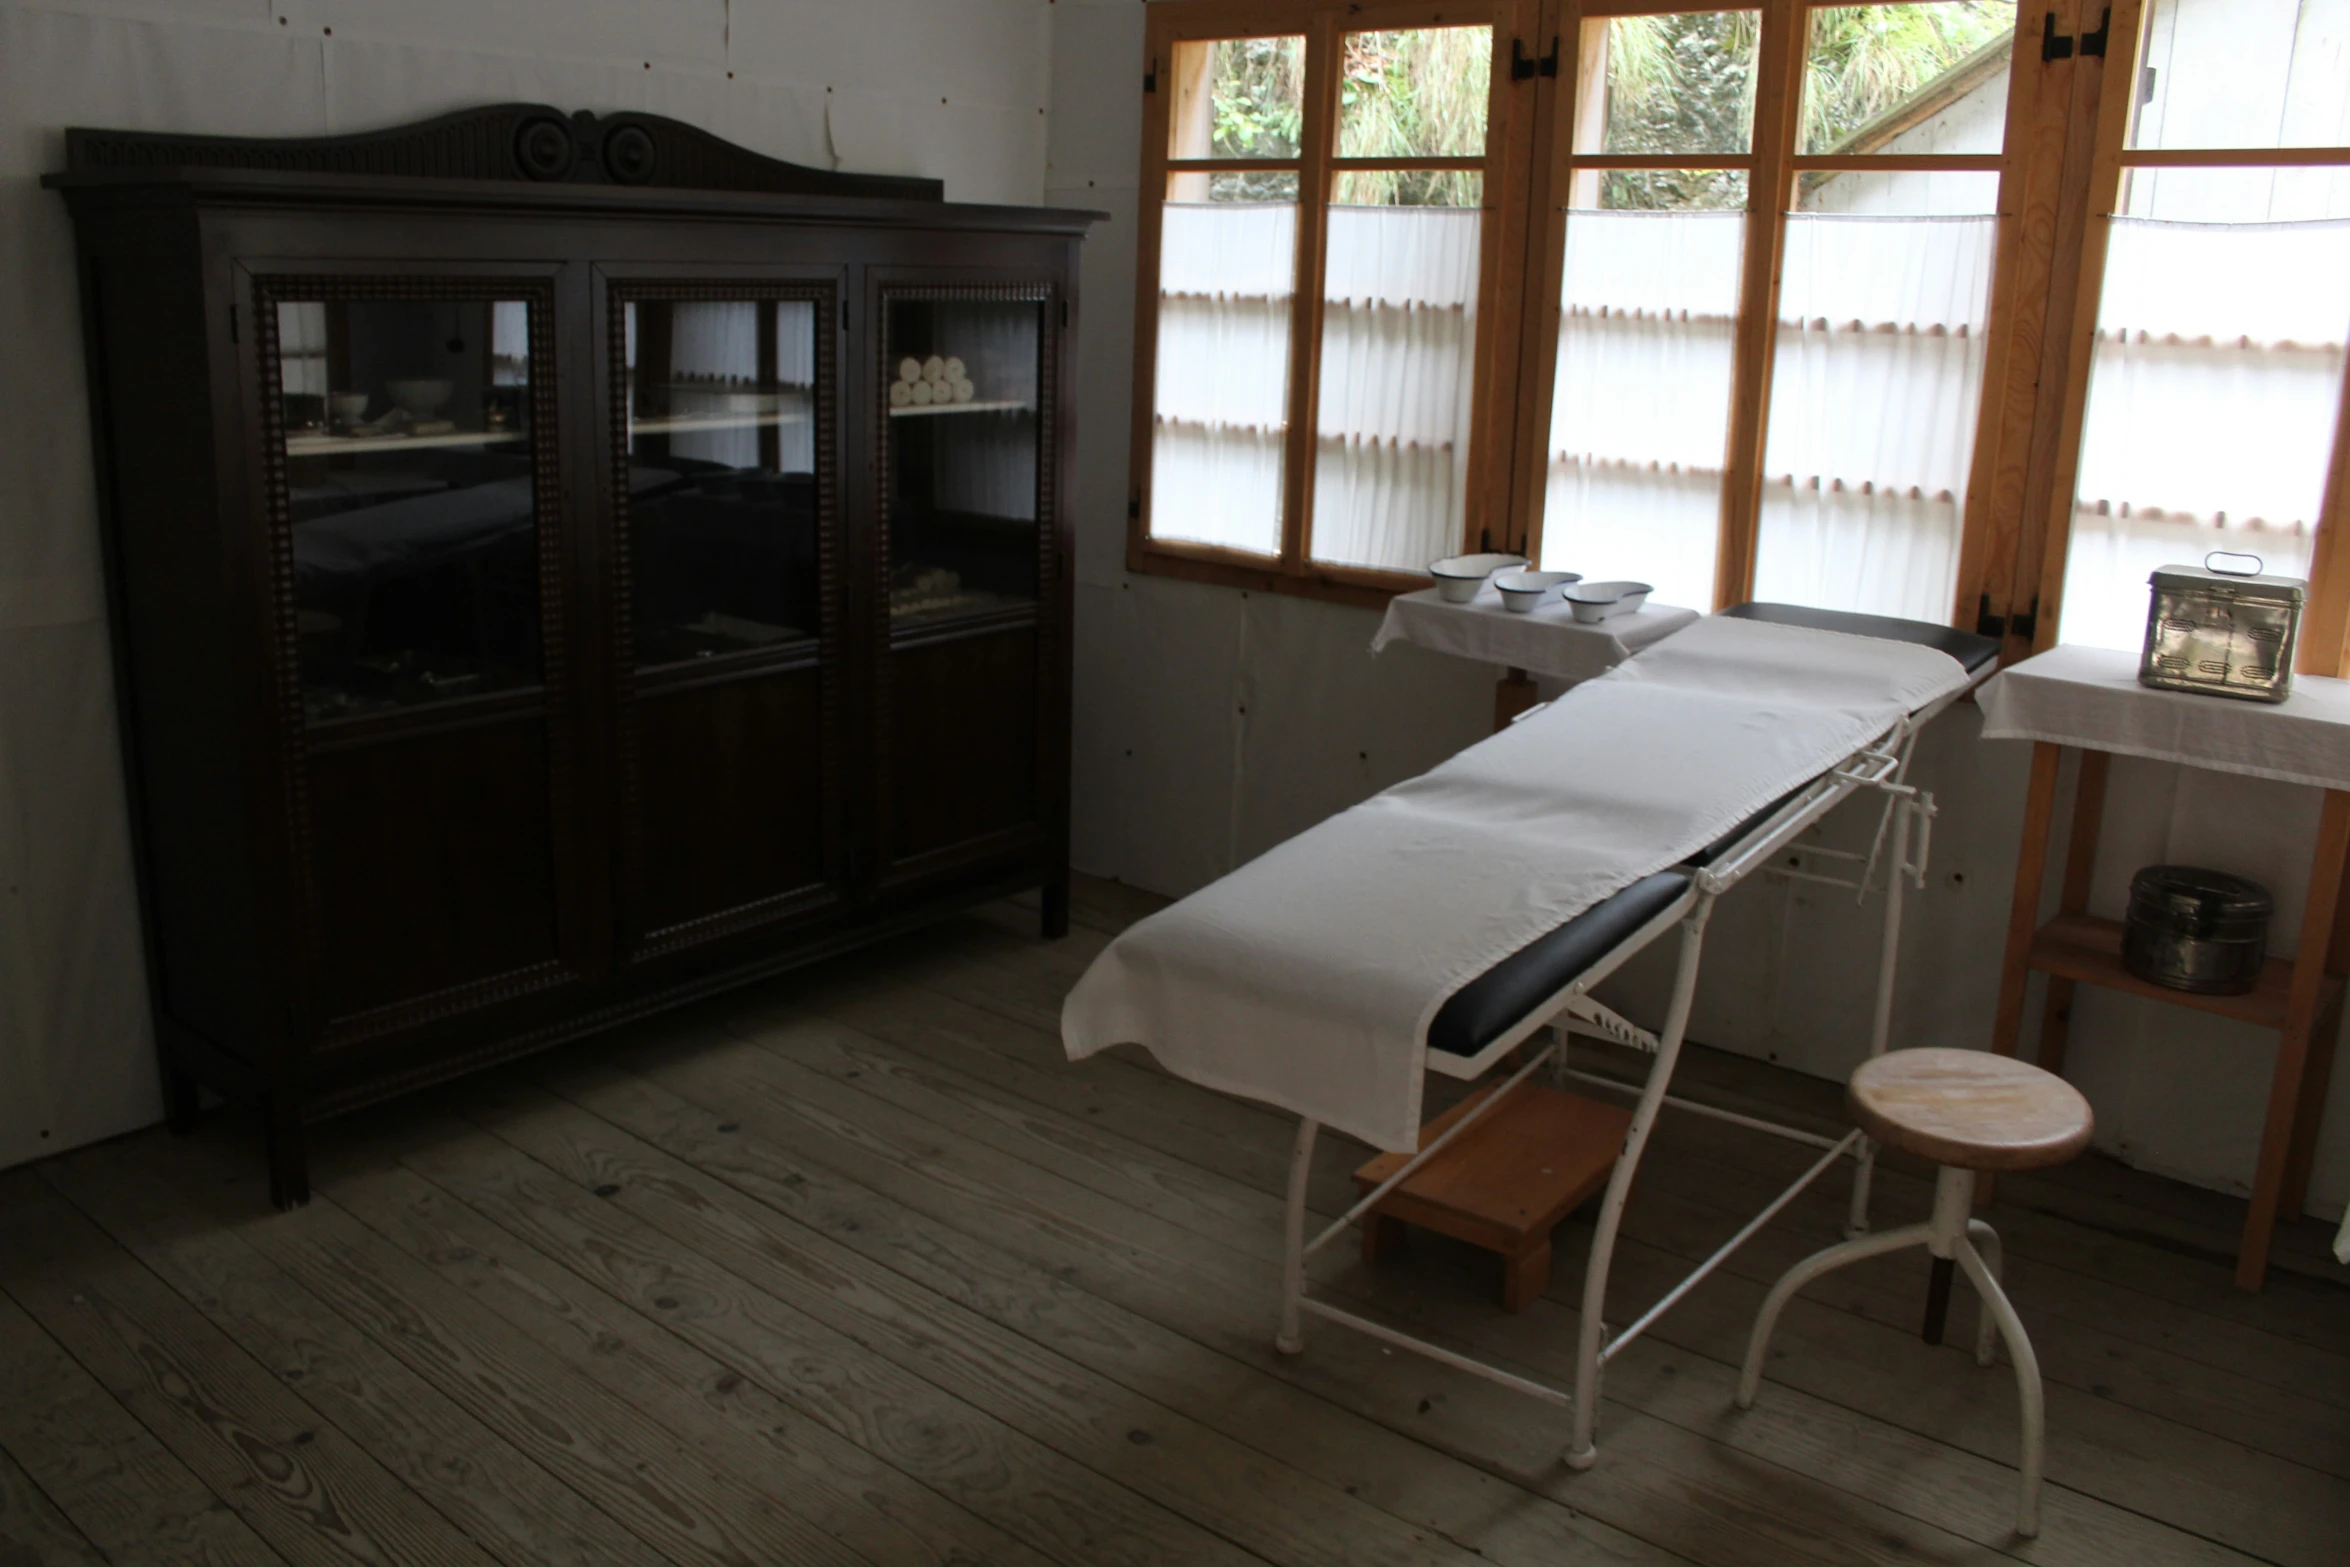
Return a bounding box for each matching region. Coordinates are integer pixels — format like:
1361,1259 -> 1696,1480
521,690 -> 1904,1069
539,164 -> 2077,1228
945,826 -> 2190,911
1354,1083 -> 1632,1312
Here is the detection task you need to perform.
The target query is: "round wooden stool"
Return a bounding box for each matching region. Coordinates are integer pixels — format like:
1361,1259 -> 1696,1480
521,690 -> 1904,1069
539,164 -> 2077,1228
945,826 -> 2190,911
1735,1048 -> 2092,1537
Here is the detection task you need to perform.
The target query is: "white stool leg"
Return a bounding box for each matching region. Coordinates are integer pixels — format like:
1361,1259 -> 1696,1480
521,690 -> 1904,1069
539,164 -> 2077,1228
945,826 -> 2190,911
1965,1217 -> 2004,1368
1736,1221 -> 1933,1407
1844,1137 -> 1878,1239
1958,1235 -> 2046,1537
1275,1119 -> 1319,1355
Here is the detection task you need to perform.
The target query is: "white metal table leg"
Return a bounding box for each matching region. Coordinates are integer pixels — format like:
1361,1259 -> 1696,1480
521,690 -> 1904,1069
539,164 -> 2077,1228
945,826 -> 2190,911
1568,902 -> 1712,1469
1958,1234 -> 2046,1536
1276,1118 -> 1319,1355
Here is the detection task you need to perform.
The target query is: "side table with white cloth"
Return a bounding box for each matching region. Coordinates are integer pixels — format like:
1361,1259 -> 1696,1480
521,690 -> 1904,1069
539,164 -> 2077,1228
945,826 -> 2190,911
1373,585 -> 1700,726
1977,644 -> 2350,1288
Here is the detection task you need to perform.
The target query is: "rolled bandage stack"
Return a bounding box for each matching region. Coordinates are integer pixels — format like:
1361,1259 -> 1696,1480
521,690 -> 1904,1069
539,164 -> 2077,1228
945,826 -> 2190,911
896,350 -> 977,408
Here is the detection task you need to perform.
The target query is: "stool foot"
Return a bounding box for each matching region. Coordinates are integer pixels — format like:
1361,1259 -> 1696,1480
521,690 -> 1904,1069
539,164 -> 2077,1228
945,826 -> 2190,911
1958,1235 -> 2045,1536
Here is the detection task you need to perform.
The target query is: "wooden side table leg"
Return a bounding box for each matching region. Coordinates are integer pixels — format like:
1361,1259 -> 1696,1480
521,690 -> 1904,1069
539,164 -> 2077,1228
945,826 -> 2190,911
1502,1236 -> 1553,1313
1982,743 -> 2066,1208
1494,667 -> 1540,732
2240,787 -> 2350,1289
2035,750 -> 2110,1079
2282,811 -> 2350,1217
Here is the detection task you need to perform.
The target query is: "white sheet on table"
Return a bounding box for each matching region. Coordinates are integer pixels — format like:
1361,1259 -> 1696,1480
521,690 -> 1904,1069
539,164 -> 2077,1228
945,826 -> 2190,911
1370,587 -> 1699,683
1978,643 -> 2350,792
1063,616 -> 1970,1151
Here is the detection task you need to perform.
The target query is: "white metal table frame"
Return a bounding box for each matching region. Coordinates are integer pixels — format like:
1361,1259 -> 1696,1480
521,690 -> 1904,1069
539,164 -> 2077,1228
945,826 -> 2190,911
1270,683 -> 1973,1469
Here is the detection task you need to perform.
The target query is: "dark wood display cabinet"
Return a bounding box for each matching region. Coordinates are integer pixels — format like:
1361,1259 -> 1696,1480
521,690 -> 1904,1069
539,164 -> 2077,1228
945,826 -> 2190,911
48,106 -> 1096,1205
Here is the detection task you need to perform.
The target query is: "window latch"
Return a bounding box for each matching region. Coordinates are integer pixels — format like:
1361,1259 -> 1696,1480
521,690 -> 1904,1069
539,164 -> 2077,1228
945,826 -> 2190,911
1510,38 -> 1558,82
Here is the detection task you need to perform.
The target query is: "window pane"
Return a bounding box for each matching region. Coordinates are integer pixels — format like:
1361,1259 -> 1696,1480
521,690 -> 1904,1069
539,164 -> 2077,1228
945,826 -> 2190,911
2059,216 -> 2350,650
1574,12 -> 1761,159
2132,0 -> 2350,152
623,299 -> 820,667
1170,36 -> 1305,160
279,297 -> 540,722
2122,162 -> 2350,222
1151,179 -> 1298,555
1337,27 -> 1493,160
1539,208 -> 1745,610
1312,176 -> 1482,572
1798,3 -> 2016,156
1753,195 -> 1997,622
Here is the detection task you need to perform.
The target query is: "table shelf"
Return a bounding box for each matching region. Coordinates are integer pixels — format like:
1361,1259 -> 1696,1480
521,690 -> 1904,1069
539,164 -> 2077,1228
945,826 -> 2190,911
2027,912 -> 2340,1032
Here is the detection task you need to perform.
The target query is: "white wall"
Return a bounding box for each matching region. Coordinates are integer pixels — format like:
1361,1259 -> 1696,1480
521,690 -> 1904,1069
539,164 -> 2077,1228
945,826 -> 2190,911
0,0 -> 1055,1171
1050,0 -> 2350,1218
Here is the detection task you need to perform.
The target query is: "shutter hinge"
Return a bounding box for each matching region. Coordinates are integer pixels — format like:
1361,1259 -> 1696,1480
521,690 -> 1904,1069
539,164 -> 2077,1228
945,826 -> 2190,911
1977,592 -> 2042,640
1510,38 -> 1559,81
1144,56 -> 1157,94
1128,489 -> 1142,521
2043,7 -> 2109,62
2041,11 -> 2072,61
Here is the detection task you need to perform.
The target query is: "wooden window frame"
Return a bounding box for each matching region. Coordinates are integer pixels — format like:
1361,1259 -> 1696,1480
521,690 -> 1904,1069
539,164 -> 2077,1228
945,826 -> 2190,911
1129,0 -> 2350,654
1129,0 -> 1541,610
2016,0 -> 2350,676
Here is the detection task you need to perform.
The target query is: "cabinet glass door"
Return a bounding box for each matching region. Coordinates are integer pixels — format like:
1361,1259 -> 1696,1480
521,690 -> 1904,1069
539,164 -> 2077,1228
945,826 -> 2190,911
277,296 -> 541,721
884,294 -> 1045,625
265,284 -> 577,1033
615,290 -> 841,954
878,285 -> 1053,881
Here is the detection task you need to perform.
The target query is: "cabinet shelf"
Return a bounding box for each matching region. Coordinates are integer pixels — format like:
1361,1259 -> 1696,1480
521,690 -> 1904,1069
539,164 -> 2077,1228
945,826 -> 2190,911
286,430 -> 525,456
628,412 -> 810,436
889,399 -> 1031,418
2026,913 -> 2338,1030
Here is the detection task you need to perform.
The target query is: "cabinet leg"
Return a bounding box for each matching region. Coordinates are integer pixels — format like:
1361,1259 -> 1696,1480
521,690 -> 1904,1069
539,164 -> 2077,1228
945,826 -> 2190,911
1040,875 -> 1070,940
160,1059 -> 202,1136
266,1098 -> 310,1211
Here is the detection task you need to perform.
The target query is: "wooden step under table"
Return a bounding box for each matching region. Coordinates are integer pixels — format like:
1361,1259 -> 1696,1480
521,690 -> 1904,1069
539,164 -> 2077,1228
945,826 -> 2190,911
1354,1083 -> 1633,1312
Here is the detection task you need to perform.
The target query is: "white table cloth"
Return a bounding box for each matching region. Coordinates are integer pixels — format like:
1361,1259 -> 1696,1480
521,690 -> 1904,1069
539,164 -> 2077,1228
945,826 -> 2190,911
1065,616 -> 1970,1151
1371,585 -> 1700,682
1977,644 -> 2350,792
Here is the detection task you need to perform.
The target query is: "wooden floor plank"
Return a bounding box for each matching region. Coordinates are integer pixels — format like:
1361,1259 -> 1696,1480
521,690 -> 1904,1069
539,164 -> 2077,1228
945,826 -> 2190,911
341,1110 -> 1278,1567
799,973 -> 2350,1566
849,943 -> 2350,1434
431,1080 -> 1486,1567
0,1252 -> 289,1567
690,998 -> 2297,1566
614,1023 -> 2209,1567
0,1171 -> 505,1567
533,1054 -> 1691,1567
39,1140 -> 674,1567
149,1134 -> 878,1567
0,1433 -> 110,1567
305,1130 -> 1068,1567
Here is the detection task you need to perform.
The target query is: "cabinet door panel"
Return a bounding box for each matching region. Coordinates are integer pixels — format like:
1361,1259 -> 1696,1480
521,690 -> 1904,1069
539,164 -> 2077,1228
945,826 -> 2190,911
610,285 -> 844,958
631,667 -> 829,939
308,720 -> 563,1019
884,625 -> 1040,867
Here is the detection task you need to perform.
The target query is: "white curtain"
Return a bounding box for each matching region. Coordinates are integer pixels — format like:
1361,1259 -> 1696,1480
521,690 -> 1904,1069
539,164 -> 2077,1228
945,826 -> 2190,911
1541,210 -> 1744,611
2060,217 -> 2350,650
1151,202 -> 1297,555
1311,206 -> 1481,572
1753,214 -> 1996,623
625,300 -> 816,473
491,300 -> 530,386
276,301 -> 329,399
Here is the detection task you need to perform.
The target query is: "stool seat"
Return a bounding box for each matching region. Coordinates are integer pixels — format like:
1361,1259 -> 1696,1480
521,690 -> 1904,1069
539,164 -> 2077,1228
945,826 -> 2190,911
1848,1048 -> 2092,1172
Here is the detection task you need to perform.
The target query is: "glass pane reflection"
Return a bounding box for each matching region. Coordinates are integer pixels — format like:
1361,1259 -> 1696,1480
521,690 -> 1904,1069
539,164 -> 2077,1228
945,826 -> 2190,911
624,299 -> 822,669
279,297 -> 540,723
